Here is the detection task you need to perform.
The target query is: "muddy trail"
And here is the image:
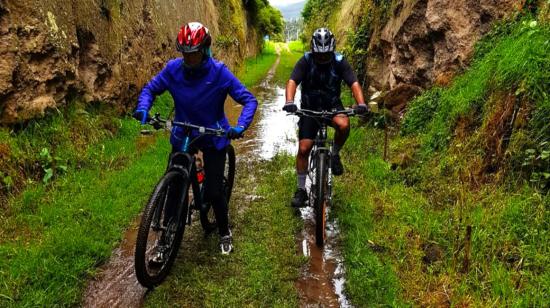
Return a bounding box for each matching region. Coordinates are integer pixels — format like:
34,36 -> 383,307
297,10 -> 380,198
84,55 -> 351,307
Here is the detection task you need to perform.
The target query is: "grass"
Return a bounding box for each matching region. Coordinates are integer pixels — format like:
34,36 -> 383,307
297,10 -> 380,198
0,94 -> 173,306
0,96 -> 172,198
237,40 -> 305,88
273,41 -> 304,86
144,156 -> 303,306
332,124 -> 549,306
237,41 -> 278,88
288,40 -> 306,53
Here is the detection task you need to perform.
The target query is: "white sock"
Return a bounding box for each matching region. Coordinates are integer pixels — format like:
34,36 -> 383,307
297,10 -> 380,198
297,173 -> 307,190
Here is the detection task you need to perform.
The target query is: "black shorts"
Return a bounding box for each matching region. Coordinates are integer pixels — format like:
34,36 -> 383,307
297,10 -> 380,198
298,105 -> 345,140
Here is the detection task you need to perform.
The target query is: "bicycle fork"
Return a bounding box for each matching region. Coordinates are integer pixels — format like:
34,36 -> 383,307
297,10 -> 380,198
326,142 -> 334,205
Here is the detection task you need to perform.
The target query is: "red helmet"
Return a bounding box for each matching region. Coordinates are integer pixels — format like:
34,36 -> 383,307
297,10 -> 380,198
176,22 -> 212,53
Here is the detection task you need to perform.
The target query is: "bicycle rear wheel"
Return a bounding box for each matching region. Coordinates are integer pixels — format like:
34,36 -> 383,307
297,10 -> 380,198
314,152 -> 328,247
200,144 -> 236,234
135,171 -> 189,288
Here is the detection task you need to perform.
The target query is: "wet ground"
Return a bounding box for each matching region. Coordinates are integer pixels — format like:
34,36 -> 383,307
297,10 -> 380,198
83,57 -> 351,307
296,207 -> 351,308
83,222 -> 147,307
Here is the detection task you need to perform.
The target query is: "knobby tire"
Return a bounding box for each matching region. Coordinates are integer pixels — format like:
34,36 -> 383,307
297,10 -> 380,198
315,152 -> 328,247
135,170 -> 189,288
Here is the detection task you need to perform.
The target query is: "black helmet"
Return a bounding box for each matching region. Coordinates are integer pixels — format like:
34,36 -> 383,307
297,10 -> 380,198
311,28 -> 335,53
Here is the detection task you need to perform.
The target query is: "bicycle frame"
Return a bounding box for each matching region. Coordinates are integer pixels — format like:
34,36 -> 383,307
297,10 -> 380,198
164,150 -> 200,227
135,113 -> 232,287
308,121 -> 334,204
150,117 -> 226,231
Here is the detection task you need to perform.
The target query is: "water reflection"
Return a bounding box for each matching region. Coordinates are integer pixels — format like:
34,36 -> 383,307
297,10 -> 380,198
297,205 -> 352,308
225,86 -> 299,159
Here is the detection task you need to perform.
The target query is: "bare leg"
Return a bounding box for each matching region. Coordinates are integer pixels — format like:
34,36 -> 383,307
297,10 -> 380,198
332,115 -> 350,152
292,139 -> 314,207
297,139 -> 314,174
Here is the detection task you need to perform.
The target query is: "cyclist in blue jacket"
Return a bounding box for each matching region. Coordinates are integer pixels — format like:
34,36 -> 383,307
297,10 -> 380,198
133,22 -> 258,254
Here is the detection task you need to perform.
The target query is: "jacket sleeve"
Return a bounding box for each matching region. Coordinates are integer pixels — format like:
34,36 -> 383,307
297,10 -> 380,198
224,67 -> 258,129
136,64 -> 171,111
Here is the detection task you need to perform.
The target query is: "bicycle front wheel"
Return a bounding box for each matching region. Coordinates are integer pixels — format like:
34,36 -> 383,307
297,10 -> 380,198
135,170 -> 189,288
314,152 -> 328,247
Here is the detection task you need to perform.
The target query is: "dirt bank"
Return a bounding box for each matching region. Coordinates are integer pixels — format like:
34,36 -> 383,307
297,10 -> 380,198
0,0 -> 260,124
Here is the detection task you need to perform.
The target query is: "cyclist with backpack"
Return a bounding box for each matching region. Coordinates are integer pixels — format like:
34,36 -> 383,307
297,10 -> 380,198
133,22 -> 258,254
283,28 -> 368,208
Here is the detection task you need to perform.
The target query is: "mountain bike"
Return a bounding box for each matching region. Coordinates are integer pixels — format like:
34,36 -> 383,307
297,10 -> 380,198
134,113 -> 235,288
290,108 -> 357,247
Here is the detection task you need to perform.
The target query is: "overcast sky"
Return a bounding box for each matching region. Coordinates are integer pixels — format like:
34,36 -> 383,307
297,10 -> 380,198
268,0 -> 304,7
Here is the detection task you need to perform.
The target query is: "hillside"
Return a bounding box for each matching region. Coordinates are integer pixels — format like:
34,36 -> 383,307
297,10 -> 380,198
276,1 -> 307,20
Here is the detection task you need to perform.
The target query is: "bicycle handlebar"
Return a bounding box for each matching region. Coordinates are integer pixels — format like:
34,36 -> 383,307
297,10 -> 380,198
145,113 -> 226,137
288,108 -> 357,119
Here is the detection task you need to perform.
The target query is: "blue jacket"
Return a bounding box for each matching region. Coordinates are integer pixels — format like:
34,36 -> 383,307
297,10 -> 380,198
137,57 -> 258,150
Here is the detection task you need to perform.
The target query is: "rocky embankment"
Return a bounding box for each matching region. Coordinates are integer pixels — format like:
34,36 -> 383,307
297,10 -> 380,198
368,0 -> 521,89
369,0 -> 521,115
0,0 -> 259,124
304,0 -> 524,114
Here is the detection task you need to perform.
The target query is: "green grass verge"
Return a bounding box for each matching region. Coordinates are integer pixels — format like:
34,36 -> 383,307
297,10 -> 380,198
144,156 -> 303,306
331,15 -> 549,306
0,95 -> 171,197
333,124 -> 549,306
0,94 -> 173,306
273,41 -> 304,87
288,41 -> 306,53
237,42 -> 278,88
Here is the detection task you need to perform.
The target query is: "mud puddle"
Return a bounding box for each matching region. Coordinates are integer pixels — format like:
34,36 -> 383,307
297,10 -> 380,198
83,221 -> 147,307
296,206 -> 351,307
